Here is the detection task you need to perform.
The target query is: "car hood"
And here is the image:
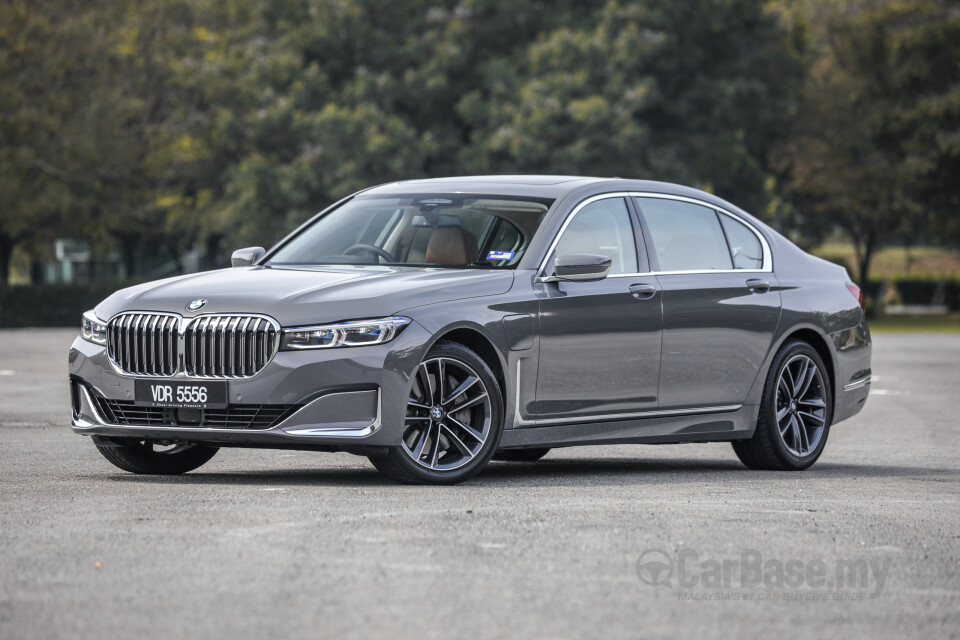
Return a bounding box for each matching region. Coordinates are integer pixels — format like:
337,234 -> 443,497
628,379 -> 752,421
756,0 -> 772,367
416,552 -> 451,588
95,266 -> 515,326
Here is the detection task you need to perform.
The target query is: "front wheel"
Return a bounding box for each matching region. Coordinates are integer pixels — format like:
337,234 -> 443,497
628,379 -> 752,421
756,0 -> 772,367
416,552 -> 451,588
732,340 -> 833,470
94,437 -> 219,474
369,341 -> 504,484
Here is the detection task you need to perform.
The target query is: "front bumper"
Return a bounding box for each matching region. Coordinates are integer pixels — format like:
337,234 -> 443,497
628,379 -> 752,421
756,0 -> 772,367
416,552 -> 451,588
68,320 -> 432,449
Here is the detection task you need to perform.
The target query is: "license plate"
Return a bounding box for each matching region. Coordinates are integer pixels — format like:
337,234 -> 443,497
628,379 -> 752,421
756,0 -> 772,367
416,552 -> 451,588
134,380 -> 228,409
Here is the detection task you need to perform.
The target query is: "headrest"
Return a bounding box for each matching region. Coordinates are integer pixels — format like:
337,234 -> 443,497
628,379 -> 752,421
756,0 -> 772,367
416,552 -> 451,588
425,226 -> 479,266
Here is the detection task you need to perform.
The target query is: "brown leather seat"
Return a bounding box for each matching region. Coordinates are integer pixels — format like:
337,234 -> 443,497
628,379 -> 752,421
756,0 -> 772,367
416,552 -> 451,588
425,227 -> 479,266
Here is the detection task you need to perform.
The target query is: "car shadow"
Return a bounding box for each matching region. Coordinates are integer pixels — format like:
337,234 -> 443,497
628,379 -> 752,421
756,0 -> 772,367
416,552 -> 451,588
102,456 -> 960,488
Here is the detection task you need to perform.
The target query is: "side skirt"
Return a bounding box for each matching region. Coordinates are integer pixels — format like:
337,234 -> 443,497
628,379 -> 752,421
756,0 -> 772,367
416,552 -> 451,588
498,405 -> 759,449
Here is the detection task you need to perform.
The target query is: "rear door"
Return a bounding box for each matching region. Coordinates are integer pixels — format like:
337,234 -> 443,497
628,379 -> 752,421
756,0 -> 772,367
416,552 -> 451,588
633,196 -> 781,410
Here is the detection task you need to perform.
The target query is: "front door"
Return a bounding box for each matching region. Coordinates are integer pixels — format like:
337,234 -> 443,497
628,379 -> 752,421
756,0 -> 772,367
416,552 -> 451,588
535,196 -> 662,422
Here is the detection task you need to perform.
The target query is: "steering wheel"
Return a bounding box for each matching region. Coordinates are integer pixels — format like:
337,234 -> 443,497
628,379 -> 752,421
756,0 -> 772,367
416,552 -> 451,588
343,244 -> 396,263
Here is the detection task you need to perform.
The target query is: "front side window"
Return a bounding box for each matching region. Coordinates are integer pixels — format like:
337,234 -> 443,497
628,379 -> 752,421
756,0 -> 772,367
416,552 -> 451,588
552,198 -> 638,275
268,194 -> 551,269
634,197 -> 732,272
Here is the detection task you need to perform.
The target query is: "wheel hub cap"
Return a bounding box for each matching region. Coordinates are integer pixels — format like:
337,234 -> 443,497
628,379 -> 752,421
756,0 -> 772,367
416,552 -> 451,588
431,406 -> 444,420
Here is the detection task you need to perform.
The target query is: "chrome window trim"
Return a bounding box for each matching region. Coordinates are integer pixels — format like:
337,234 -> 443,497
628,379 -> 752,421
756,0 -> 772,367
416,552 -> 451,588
536,191 -> 773,279
106,311 -> 281,380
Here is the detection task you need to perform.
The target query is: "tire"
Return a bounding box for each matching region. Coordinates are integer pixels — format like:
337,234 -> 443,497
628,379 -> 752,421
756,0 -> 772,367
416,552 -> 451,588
732,340 -> 833,471
94,437 -> 219,475
494,448 -> 551,462
368,340 -> 504,485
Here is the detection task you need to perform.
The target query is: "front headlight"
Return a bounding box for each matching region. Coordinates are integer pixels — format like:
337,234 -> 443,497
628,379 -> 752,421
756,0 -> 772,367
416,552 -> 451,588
81,311 -> 108,345
280,316 -> 412,350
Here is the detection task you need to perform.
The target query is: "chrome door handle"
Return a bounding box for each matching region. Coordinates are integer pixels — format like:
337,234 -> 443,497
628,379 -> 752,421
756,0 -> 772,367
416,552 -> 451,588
628,283 -> 657,300
746,278 -> 771,293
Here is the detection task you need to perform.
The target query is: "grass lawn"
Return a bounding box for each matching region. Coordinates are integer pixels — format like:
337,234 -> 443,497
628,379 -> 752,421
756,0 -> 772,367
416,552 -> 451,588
813,242 -> 960,279
867,313 -> 960,333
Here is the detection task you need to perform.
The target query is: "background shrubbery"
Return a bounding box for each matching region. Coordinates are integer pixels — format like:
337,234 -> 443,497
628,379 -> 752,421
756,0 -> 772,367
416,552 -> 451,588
1,0 -> 958,326
0,283 -> 134,328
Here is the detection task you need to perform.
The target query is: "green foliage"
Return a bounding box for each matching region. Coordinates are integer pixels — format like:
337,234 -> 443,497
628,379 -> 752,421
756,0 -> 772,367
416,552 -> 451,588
0,0 -> 955,291
772,0 -> 960,285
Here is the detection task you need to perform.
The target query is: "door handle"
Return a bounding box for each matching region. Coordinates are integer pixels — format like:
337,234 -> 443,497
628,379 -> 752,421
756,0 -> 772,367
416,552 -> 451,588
628,283 -> 657,300
746,278 -> 771,293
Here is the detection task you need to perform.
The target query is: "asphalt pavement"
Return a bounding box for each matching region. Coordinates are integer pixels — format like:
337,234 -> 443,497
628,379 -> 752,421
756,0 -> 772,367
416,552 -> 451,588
1,329 -> 958,639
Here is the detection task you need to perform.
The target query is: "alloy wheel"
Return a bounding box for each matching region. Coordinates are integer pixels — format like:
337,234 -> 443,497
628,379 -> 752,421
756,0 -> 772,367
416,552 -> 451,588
775,354 -> 827,457
402,357 -> 492,471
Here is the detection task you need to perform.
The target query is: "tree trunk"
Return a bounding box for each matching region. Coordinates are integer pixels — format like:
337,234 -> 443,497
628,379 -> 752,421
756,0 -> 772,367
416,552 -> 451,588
856,234 -> 876,289
203,233 -> 224,271
115,234 -> 140,280
0,233 -> 12,286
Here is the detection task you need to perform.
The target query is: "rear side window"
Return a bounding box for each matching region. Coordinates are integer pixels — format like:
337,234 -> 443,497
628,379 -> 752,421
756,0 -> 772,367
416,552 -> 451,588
634,197 -> 732,272
719,214 -> 763,269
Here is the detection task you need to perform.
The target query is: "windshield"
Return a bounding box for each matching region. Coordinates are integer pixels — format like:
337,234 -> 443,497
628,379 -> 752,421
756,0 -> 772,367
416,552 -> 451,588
267,193 -> 553,269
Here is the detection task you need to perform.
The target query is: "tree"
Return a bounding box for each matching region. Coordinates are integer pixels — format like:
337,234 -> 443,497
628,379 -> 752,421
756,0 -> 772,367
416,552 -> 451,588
0,1 -> 105,283
460,0 -> 805,214
774,0 -> 959,285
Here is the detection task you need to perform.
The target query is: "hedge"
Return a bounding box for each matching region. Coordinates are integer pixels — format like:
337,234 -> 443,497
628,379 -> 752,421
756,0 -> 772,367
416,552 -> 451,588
0,283 -> 134,328
892,276 -> 960,311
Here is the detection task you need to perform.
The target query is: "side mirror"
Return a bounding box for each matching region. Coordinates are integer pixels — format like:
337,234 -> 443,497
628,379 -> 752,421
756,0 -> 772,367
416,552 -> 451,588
231,246 -> 266,267
552,253 -> 611,281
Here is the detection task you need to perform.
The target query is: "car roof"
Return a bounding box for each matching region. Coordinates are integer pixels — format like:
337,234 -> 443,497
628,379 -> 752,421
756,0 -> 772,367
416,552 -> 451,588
361,175 -> 610,199
359,175 -> 748,215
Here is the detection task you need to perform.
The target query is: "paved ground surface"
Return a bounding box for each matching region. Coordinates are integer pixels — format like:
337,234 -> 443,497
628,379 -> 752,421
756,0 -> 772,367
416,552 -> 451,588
1,329 -> 958,639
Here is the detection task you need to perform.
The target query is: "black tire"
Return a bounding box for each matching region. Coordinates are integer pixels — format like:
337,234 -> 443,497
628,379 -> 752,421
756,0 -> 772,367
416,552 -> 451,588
493,448 -> 551,462
732,339 -> 833,471
368,340 -> 504,485
94,437 -> 219,475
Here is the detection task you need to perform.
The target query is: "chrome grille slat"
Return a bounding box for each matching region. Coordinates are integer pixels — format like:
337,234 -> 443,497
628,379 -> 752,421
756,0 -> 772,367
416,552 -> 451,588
239,317 -> 251,376
131,314 -> 141,373
185,314 -> 278,378
107,312 -> 180,377
108,312 -> 278,378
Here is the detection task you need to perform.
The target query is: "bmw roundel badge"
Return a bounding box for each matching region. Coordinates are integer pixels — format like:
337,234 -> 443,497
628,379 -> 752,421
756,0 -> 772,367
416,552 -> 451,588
186,299 -> 207,311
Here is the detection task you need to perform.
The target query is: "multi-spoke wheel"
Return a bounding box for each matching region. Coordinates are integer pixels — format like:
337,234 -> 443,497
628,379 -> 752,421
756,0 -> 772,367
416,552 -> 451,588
93,437 -> 219,474
775,354 -> 827,457
732,340 -> 833,470
369,341 -> 504,484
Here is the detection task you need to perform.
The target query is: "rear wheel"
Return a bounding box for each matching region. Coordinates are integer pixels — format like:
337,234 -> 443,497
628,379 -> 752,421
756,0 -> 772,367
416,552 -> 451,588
494,448 -> 551,462
94,438 -> 219,474
369,341 -> 504,484
732,340 -> 833,470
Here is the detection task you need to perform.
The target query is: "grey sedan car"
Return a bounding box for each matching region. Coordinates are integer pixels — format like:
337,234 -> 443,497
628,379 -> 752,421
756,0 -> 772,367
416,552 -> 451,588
70,176 -> 871,484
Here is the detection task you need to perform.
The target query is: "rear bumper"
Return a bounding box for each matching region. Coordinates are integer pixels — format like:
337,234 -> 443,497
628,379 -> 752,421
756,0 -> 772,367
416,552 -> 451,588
829,317 -> 872,424
68,321 -> 431,449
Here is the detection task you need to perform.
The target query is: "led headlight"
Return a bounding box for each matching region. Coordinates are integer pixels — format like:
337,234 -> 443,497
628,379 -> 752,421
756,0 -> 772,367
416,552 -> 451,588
81,310 -> 108,345
280,316 -> 412,350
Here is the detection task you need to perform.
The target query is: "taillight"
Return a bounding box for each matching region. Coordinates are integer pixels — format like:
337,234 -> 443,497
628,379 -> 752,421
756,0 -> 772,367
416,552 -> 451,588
846,282 -> 865,311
